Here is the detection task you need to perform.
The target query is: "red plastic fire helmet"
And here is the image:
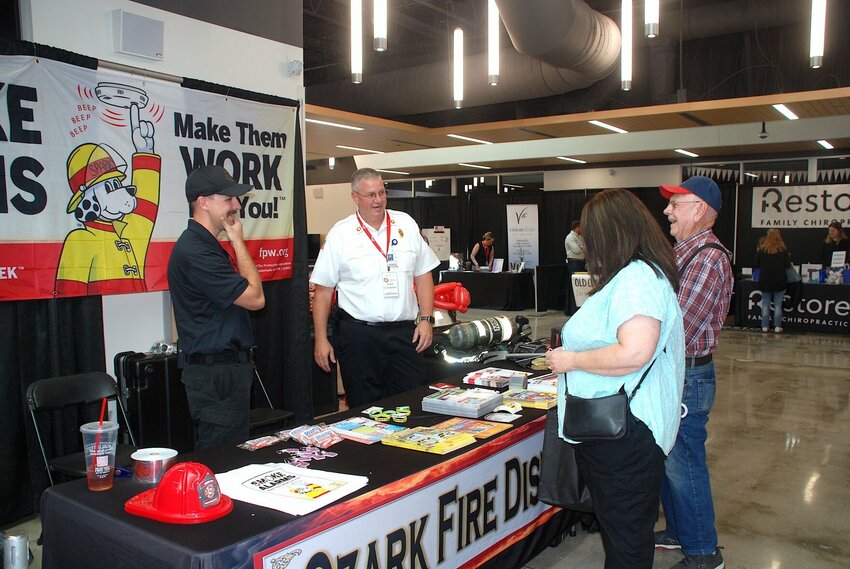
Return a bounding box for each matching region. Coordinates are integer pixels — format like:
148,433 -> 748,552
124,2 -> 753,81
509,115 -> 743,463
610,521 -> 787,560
125,462 -> 233,524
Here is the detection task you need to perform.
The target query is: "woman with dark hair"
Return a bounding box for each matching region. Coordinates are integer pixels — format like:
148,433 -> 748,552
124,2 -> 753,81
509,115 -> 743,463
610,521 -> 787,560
822,221 -> 850,268
756,229 -> 791,333
545,189 -> 684,569
469,231 -> 495,270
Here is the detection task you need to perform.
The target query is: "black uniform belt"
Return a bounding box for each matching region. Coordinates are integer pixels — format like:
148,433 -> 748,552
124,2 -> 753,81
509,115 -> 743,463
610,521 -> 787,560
185,350 -> 251,365
686,354 -> 713,367
339,310 -> 413,328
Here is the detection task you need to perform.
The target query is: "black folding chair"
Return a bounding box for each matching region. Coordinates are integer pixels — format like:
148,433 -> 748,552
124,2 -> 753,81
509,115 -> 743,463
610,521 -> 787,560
26,371 -> 137,486
249,357 -> 294,433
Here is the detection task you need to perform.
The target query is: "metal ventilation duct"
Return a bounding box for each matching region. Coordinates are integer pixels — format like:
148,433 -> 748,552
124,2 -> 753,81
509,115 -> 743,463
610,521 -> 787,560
306,0 -> 620,117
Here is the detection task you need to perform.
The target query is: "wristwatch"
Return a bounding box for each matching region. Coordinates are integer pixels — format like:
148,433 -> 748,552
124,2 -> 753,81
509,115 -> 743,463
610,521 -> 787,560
419,315 -> 435,324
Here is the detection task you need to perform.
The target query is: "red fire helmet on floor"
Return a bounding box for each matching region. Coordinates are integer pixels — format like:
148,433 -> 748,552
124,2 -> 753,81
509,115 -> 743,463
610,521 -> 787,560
125,461 -> 233,524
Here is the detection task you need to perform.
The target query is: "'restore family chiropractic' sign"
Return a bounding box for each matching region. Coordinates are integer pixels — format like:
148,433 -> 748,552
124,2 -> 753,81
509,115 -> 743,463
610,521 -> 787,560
751,184 -> 850,228
0,54 -> 298,301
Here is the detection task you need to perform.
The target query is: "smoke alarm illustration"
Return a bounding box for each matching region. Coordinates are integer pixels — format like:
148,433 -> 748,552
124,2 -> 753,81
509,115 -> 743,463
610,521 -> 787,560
95,82 -> 149,110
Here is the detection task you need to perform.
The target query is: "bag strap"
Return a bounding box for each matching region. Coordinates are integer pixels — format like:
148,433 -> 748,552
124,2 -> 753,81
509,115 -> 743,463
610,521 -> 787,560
680,242 -> 731,275
626,357 -> 656,401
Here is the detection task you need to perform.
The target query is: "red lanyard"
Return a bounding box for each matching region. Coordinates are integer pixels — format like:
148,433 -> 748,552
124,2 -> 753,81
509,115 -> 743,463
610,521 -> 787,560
357,211 -> 391,269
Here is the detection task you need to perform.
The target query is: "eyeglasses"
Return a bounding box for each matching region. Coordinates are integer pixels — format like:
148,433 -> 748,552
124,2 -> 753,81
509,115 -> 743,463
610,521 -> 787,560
668,200 -> 702,210
354,189 -> 388,200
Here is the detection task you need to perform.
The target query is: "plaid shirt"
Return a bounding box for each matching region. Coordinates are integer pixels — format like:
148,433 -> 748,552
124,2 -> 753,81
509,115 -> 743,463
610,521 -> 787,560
675,229 -> 733,357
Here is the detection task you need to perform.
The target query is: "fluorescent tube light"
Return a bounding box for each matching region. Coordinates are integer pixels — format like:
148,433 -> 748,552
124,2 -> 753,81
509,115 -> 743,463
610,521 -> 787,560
447,134 -> 493,144
772,104 -> 799,120
305,118 -> 364,131
589,120 -> 628,134
336,144 -> 384,154
674,149 -> 699,158
557,156 -> 587,164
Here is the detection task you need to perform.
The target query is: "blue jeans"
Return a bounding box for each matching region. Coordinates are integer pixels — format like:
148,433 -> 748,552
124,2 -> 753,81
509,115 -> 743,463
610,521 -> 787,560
660,362 -> 718,556
760,289 -> 785,329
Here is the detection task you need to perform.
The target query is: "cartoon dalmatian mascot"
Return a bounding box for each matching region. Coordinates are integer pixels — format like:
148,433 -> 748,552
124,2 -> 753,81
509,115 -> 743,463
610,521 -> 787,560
55,102 -> 161,296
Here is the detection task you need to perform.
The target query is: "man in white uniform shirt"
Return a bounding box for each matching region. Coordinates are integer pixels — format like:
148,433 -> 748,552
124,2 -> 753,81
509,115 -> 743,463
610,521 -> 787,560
564,220 -> 586,273
311,168 -> 440,407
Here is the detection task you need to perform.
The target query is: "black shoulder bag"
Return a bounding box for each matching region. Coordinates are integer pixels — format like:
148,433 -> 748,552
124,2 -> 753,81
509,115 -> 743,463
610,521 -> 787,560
561,358 -> 657,442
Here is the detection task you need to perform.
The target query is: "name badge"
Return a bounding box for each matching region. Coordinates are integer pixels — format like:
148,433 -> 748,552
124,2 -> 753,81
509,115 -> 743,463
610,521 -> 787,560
382,271 -> 400,297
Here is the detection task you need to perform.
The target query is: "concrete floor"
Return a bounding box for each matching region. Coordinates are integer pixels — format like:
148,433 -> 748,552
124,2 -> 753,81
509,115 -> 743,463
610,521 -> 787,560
8,308 -> 850,569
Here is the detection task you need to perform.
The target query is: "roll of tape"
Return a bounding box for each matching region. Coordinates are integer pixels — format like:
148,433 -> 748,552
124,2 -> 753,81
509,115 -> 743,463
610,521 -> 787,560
131,448 -> 178,484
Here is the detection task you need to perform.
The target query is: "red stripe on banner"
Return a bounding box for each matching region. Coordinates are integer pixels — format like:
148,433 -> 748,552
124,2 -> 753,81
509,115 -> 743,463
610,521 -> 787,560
133,153 -> 161,171
133,199 -> 158,222
0,237 -> 294,301
252,417 -> 547,564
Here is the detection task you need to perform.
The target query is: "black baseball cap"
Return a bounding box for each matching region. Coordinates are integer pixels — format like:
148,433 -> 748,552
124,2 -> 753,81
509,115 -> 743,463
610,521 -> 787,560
185,165 -> 252,202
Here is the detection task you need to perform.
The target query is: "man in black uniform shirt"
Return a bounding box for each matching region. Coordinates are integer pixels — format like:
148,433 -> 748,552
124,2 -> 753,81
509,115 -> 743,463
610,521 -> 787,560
168,165 -> 265,450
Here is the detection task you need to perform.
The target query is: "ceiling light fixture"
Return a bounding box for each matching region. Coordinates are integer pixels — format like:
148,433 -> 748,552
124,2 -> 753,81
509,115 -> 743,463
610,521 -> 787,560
772,104 -> 799,120
745,172 -> 758,178
447,133 -> 493,144
376,168 -> 410,176
373,0 -> 387,51
645,0 -> 659,38
328,157 -> 335,170
621,0 -> 632,90
336,144 -> 384,154
817,139 -> 834,149
674,148 -> 699,158
589,120 -> 628,134
557,156 -> 587,164
503,183 -> 523,188
488,0 -> 500,85
810,0 -> 826,68
454,28 -> 464,108
459,163 -> 491,170
351,0 -> 363,83
305,118 -> 364,131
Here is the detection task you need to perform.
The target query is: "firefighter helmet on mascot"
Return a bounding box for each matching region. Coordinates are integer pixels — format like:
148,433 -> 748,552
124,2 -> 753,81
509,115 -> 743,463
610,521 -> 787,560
65,143 -> 127,213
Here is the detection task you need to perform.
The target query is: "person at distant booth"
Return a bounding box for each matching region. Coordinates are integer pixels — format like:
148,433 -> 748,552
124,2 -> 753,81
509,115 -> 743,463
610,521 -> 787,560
470,231 -> 495,270
564,220 -> 586,273
755,229 -> 792,333
821,221 -> 850,268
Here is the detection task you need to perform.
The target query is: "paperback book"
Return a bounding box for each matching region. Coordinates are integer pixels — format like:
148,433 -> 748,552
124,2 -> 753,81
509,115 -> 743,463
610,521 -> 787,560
380,426 -> 477,455
526,372 -> 558,394
501,388 -> 558,409
462,367 -> 532,389
329,416 -> 407,444
431,417 -> 511,439
421,387 -> 503,418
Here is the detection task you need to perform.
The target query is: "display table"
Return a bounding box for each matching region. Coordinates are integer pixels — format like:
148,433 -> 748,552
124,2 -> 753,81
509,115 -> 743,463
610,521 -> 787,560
735,279 -> 850,334
439,270 -> 535,311
41,370 -> 578,569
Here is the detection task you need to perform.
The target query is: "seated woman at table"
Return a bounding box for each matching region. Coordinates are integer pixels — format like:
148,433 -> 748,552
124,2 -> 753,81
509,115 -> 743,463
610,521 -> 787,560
822,221 -> 850,268
545,189 -> 684,569
469,231 -> 495,270
755,229 -> 792,333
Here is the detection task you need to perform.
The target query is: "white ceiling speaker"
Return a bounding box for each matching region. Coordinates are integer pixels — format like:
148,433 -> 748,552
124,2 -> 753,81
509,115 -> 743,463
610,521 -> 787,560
113,10 -> 165,61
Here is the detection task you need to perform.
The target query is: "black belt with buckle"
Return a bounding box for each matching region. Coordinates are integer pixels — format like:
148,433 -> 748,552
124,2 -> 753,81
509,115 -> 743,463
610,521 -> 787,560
185,350 -> 251,365
339,310 -> 413,329
686,354 -> 713,367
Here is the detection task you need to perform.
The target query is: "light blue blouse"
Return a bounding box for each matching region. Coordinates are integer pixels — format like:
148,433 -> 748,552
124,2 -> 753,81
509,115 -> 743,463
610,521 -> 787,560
557,260 -> 685,454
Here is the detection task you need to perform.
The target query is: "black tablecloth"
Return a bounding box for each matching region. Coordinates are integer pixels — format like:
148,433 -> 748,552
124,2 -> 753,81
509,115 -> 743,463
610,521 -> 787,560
735,280 -> 850,334
41,366 -> 578,569
439,270 -> 535,310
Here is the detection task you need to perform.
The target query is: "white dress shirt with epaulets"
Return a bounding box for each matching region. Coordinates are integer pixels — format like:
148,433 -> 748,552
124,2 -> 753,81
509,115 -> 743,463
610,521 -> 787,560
310,209 -> 439,322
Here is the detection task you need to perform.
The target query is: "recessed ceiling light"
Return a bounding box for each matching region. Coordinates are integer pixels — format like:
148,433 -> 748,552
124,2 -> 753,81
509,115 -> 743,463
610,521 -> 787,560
458,163 -> 491,170
305,118 -> 364,131
556,156 -> 587,164
447,134 -> 493,144
817,139 -> 834,149
589,120 -> 628,134
375,169 -> 410,175
745,172 -> 758,178
674,148 -> 699,158
336,144 -> 384,154
772,104 -> 799,120
503,183 -> 523,188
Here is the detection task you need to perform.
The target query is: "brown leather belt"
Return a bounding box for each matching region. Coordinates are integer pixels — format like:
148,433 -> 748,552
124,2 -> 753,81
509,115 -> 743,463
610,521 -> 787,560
686,354 -> 713,367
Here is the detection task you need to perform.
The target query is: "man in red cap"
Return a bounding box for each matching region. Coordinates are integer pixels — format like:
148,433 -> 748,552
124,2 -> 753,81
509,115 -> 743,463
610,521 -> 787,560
655,176 -> 732,569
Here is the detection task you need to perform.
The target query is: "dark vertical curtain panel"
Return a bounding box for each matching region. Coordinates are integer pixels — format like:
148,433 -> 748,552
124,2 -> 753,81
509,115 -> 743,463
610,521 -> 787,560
251,116 -> 313,424
0,297 -> 105,525
468,194 -> 508,260
386,196 -> 465,254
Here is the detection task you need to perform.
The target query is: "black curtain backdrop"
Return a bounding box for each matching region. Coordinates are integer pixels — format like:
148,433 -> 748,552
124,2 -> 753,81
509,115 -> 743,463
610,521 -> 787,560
0,41 -> 312,526
1,297 -> 106,526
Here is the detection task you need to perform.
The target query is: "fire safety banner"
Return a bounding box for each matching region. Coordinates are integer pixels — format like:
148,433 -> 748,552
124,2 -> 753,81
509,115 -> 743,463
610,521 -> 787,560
0,54 -> 297,301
